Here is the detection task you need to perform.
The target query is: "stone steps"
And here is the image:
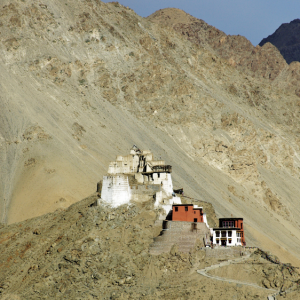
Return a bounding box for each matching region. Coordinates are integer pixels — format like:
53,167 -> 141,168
149,221 -> 210,255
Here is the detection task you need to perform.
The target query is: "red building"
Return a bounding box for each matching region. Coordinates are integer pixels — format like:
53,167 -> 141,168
172,204 -> 204,223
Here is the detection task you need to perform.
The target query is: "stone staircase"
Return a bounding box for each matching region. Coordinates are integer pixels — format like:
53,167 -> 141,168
149,221 -> 210,255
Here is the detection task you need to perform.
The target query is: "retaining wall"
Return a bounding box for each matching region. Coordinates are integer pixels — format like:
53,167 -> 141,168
205,246 -> 249,259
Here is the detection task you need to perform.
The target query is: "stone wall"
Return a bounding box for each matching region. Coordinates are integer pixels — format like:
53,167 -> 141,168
130,184 -> 161,193
129,184 -> 161,202
108,154 -> 140,174
205,246 -> 249,259
149,221 -> 211,255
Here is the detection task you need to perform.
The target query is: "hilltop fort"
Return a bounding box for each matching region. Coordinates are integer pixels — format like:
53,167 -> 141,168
98,147 -> 245,253
98,145 -> 181,216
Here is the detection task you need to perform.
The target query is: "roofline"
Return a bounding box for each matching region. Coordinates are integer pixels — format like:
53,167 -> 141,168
172,204 -> 203,209
219,218 -> 243,220
213,227 -> 242,230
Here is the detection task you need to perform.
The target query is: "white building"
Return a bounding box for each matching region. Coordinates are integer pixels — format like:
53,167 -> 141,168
99,146 -> 181,215
212,218 -> 245,246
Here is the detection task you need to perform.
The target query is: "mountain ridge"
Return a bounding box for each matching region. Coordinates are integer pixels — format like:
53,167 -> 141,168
148,8 -> 300,97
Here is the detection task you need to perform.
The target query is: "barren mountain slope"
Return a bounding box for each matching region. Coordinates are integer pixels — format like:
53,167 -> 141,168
260,19 -> 300,64
148,8 -> 300,97
1,0 -> 300,266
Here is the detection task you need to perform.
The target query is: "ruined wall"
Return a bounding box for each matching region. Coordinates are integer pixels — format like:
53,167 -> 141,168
108,154 -> 140,174
130,184 -> 161,203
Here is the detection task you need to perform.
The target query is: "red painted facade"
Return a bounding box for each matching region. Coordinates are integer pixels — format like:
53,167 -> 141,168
172,204 -> 204,222
219,218 -> 245,245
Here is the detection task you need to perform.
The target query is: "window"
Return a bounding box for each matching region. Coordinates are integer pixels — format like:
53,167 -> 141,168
185,206 -> 188,211
228,231 -> 232,237
237,232 -> 241,237
222,221 -> 234,228
216,239 -> 219,244
158,173 -> 160,178
237,238 -> 241,243
216,231 -> 220,237
228,239 -> 232,244
194,211 -> 196,214
194,218 -> 197,222
221,231 -> 226,237
175,207 -> 178,212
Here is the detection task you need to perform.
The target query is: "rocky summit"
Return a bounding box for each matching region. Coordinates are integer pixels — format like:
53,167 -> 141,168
1,0 -> 300,298
259,19 -> 300,64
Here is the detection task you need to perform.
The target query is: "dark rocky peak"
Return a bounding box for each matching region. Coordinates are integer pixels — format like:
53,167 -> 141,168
291,18 -> 300,24
259,19 -> 300,64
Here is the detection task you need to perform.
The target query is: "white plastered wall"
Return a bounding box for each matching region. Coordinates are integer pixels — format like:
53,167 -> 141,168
213,229 -> 242,246
101,175 -> 131,207
161,174 -> 173,197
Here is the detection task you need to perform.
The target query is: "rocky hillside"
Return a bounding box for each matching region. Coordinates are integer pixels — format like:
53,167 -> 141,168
148,8 -> 300,97
259,19 -> 300,64
1,0 -> 300,269
0,195 -> 299,299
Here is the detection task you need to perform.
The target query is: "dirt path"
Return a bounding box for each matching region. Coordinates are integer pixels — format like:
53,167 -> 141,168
197,255 -> 278,293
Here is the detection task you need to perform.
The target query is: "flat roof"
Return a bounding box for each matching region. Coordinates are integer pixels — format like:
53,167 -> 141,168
213,227 -> 241,230
219,218 -> 243,220
172,204 -> 203,209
